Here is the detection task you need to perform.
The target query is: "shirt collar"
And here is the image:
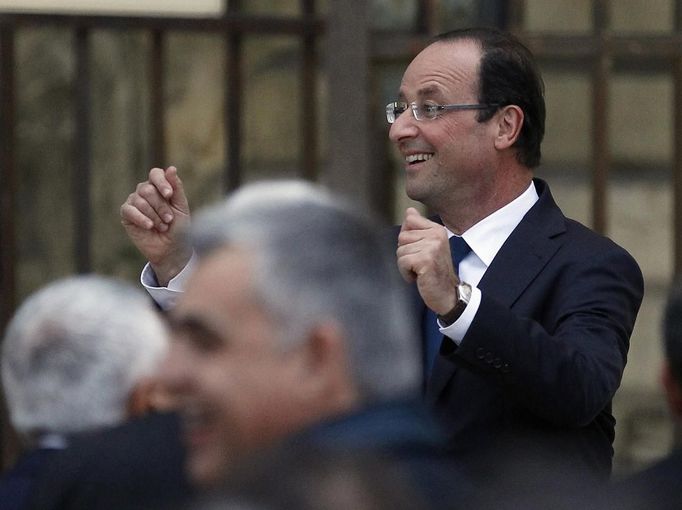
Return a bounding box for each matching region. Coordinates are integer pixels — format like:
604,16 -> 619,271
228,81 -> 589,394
448,181 -> 539,267
37,433 -> 69,450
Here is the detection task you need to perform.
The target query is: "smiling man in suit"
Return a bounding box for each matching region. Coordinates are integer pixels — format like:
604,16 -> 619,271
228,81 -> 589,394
120,27 -> 644,484
389,28 -> 643,481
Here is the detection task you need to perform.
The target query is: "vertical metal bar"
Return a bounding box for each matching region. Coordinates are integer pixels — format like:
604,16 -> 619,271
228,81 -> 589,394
149,29 -> 165,166
591,0 -> 609,234
0,23 -> 19,471
0,26 -> 16,334
224,0 -> 243,192
300,0 -> 317,181
506,0 -> 526,33
74,27 -> 91,272
478,0 -> 510,28
416,0 -> 436,35
673,1 -> 682,278
324,0 -> 371,207
373,94 -> 395,223
676,66 -> 682,287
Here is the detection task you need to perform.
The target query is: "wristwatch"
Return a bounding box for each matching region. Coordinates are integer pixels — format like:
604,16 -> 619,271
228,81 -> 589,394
437,282 -> 472,326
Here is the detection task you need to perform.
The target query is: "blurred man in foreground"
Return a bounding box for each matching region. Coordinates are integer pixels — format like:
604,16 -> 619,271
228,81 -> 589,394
157,180 -> 471,506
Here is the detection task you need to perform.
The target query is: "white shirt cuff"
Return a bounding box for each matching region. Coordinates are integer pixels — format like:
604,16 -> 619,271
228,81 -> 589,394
140,252 -> 197,311
438,286 -> 482,345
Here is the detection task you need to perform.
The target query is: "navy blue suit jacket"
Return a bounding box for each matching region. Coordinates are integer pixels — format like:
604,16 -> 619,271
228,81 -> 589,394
187,400 -> 476,510
281,399 -> 476,509
0,447 -> 58,510
410,179 -> 643,480
25,412 -> 191,510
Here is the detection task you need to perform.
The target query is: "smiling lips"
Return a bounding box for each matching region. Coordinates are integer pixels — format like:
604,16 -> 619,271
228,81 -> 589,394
405,153 -> 433,165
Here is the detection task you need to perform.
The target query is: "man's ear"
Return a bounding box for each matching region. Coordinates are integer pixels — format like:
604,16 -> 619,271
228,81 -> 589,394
298,322 -> 357,406
126,381 -> 154,419
493,105 -> 524,151
662,361 -> 682,418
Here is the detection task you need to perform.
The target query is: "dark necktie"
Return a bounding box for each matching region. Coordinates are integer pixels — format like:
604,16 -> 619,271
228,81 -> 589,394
422,235 -> 472,380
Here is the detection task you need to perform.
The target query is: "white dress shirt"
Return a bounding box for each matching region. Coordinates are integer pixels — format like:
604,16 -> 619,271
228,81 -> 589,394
439,181 -> 539,344
141,252 -> 198,310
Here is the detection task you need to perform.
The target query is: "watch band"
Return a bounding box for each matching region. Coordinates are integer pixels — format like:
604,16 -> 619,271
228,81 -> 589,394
437,282 -> 472,326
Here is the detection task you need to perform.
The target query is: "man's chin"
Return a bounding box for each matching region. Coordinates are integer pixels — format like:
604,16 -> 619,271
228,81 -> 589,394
187,450 -> 230,488
405,181 -> 429,204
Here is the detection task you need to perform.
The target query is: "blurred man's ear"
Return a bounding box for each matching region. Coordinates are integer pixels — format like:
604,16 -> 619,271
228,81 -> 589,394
662,361 -> 682,419
299,322 -> 359,411
126,378 -> 177,419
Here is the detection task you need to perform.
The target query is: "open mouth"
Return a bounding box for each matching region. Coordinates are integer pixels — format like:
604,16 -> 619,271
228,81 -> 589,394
405,153 -> 433,165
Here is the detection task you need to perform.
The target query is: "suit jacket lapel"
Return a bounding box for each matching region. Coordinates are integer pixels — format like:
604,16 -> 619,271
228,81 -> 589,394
478,181 -> 566,304
426,179 -> 567,401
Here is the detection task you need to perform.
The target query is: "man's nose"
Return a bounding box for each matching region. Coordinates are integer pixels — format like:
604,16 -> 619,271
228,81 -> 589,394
388,108 -> 419,143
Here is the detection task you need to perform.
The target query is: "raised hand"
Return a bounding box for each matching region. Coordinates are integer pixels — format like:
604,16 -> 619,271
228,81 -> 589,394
396,207 -> 459,315
120,166 -> 192,286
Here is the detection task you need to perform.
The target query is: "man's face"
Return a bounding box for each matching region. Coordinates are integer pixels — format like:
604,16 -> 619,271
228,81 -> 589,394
389,39 -> 499,209
159,248 -> 320,487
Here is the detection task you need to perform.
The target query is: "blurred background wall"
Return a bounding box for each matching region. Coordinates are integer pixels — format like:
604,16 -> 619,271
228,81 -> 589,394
1,0 -> 679,477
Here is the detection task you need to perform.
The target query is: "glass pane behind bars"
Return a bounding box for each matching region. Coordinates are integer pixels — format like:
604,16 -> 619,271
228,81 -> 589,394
370,0 -> 418,30
165,33 -> 226,206
611,0 -> 673,32
90,30 -> 152,281
14,28 -> 76,302
435,0 -> 479,32
524,0 -> 593,32
609,72 -> 673,387
536,68 -> 591,227
608,70 -> 673,471
243,35 -> 302,181
610,73 -> 671,168
240,0 -> 301,16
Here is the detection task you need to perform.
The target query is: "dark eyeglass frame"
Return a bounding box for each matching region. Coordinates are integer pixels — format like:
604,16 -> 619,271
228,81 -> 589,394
386,101 -> 499,124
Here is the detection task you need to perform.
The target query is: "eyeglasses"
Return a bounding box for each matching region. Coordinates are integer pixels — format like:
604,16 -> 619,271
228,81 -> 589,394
385,101 -> 499,124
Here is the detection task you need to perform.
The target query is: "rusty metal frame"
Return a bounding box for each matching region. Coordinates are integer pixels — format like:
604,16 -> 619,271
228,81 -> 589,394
0,25 -> 15,333
670,0 -> 682,278
3,0 -> 682,468
516,0 -> 682,274
371,0 -> 682,264
0,6 -> 324,321
0,3 -> 323,467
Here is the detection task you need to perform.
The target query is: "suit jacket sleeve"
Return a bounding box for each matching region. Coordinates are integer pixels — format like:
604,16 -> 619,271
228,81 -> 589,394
451,225 -> 643,427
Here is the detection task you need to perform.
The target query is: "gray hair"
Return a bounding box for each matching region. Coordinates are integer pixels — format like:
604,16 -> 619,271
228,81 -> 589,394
190,180 -> 420,401
1,275 -> 169,438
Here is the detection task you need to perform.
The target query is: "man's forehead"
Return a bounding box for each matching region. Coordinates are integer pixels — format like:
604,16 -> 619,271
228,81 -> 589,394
192,247 -> 252,286
399,41 -> 481,99
398,83 -> 447,101
407,39 -> 480,73
178,247 -> 256,314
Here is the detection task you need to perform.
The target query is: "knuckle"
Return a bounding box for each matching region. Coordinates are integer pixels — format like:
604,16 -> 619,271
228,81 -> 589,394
139,184 -> 160,201
135,181 -> 150,194
129,194 -> 144,208
130,196 -> 153,216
